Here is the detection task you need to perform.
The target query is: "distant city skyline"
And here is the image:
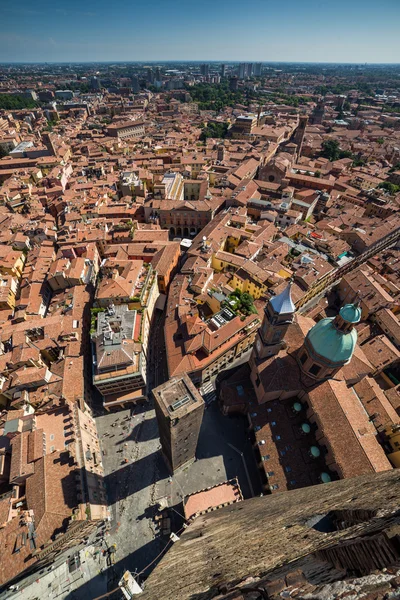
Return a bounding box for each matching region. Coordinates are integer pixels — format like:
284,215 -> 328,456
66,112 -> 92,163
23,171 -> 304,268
1,0 -> 399,64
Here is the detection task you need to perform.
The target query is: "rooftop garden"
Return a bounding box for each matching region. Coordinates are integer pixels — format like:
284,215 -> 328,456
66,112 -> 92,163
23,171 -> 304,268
90,307 -> 105,335
225,289 -> 258,317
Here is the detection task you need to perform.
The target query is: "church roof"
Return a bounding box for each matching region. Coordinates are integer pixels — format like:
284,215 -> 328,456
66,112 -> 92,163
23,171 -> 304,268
306,317 -> 357,365
269,281 -> 295,315
339,303 -> 362,324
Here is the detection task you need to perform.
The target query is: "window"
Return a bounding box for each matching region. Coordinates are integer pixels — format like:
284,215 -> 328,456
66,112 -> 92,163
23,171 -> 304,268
267,471 -> 274,477
285,466 -> 292,473
276,435 -> 281,440
300,352 -> 307,365
309,364 -> 322,376
50,434 -> 55,441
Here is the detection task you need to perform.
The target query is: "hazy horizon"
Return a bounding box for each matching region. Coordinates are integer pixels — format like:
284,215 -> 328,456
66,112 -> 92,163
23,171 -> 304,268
1,61 -> 400,66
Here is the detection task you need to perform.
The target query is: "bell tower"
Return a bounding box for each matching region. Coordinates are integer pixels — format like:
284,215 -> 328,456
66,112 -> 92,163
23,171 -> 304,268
293,115 -> 308,159
217,143 -> 225,162
252,281 -> 295,361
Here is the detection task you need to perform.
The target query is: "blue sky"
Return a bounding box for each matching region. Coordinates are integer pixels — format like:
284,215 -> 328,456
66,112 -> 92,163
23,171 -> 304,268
0,0 -> 399,63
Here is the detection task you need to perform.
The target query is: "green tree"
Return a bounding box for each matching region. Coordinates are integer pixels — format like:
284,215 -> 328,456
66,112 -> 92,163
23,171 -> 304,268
240,293 -> 254,309
199,122 -> 229,141
321,139 -> 356,162
229,291 -> 257,316
0,94 -> 37,110
321,139 -> 341,161
378,182 -> 400,195
188,82 -> 245,111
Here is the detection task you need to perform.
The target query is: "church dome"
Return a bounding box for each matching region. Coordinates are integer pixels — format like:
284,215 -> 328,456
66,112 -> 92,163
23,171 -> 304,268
339,303 -> 362,324
305,316 -> 358,366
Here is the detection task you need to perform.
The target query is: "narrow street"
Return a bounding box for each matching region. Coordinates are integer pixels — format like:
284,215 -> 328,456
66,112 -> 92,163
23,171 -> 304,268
91,308 -> 170,588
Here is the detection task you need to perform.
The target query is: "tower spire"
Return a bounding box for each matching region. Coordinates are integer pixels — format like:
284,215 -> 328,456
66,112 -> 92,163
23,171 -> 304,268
252,280 -> 296,361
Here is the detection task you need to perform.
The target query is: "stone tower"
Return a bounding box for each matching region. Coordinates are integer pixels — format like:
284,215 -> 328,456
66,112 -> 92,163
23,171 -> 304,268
153,374 -> 204,474
310,99 -> 325,125
41,132 -> 57,157
139,469 -> 400,600
252,281 -> 295,361
217,143 -> 225,162
293,114 -> 308,159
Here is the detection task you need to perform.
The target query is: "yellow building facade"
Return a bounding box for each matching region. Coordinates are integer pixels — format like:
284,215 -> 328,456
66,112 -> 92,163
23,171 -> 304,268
385,424 -> 400,468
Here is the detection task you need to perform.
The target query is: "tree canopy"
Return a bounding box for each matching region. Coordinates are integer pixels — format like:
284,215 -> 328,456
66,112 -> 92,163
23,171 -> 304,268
321,139 -> 361,164
0,94 -> 37,110
228,290 -> 258,316
378,181 -> 400,195
199,121 -> 229,141
188,82 -> 245,111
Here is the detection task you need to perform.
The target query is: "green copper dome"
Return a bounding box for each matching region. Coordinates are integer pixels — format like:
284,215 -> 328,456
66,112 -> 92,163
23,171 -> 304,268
305,316 -> 358,366
339,303 -> 362,324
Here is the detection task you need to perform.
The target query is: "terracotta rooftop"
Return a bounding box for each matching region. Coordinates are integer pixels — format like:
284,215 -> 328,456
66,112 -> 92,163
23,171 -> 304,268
184,479 -> 243,521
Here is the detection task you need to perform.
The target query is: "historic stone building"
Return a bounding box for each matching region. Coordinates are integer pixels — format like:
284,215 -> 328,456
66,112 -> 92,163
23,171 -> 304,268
153,374 -> 204,473
226,282 -> 394,493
